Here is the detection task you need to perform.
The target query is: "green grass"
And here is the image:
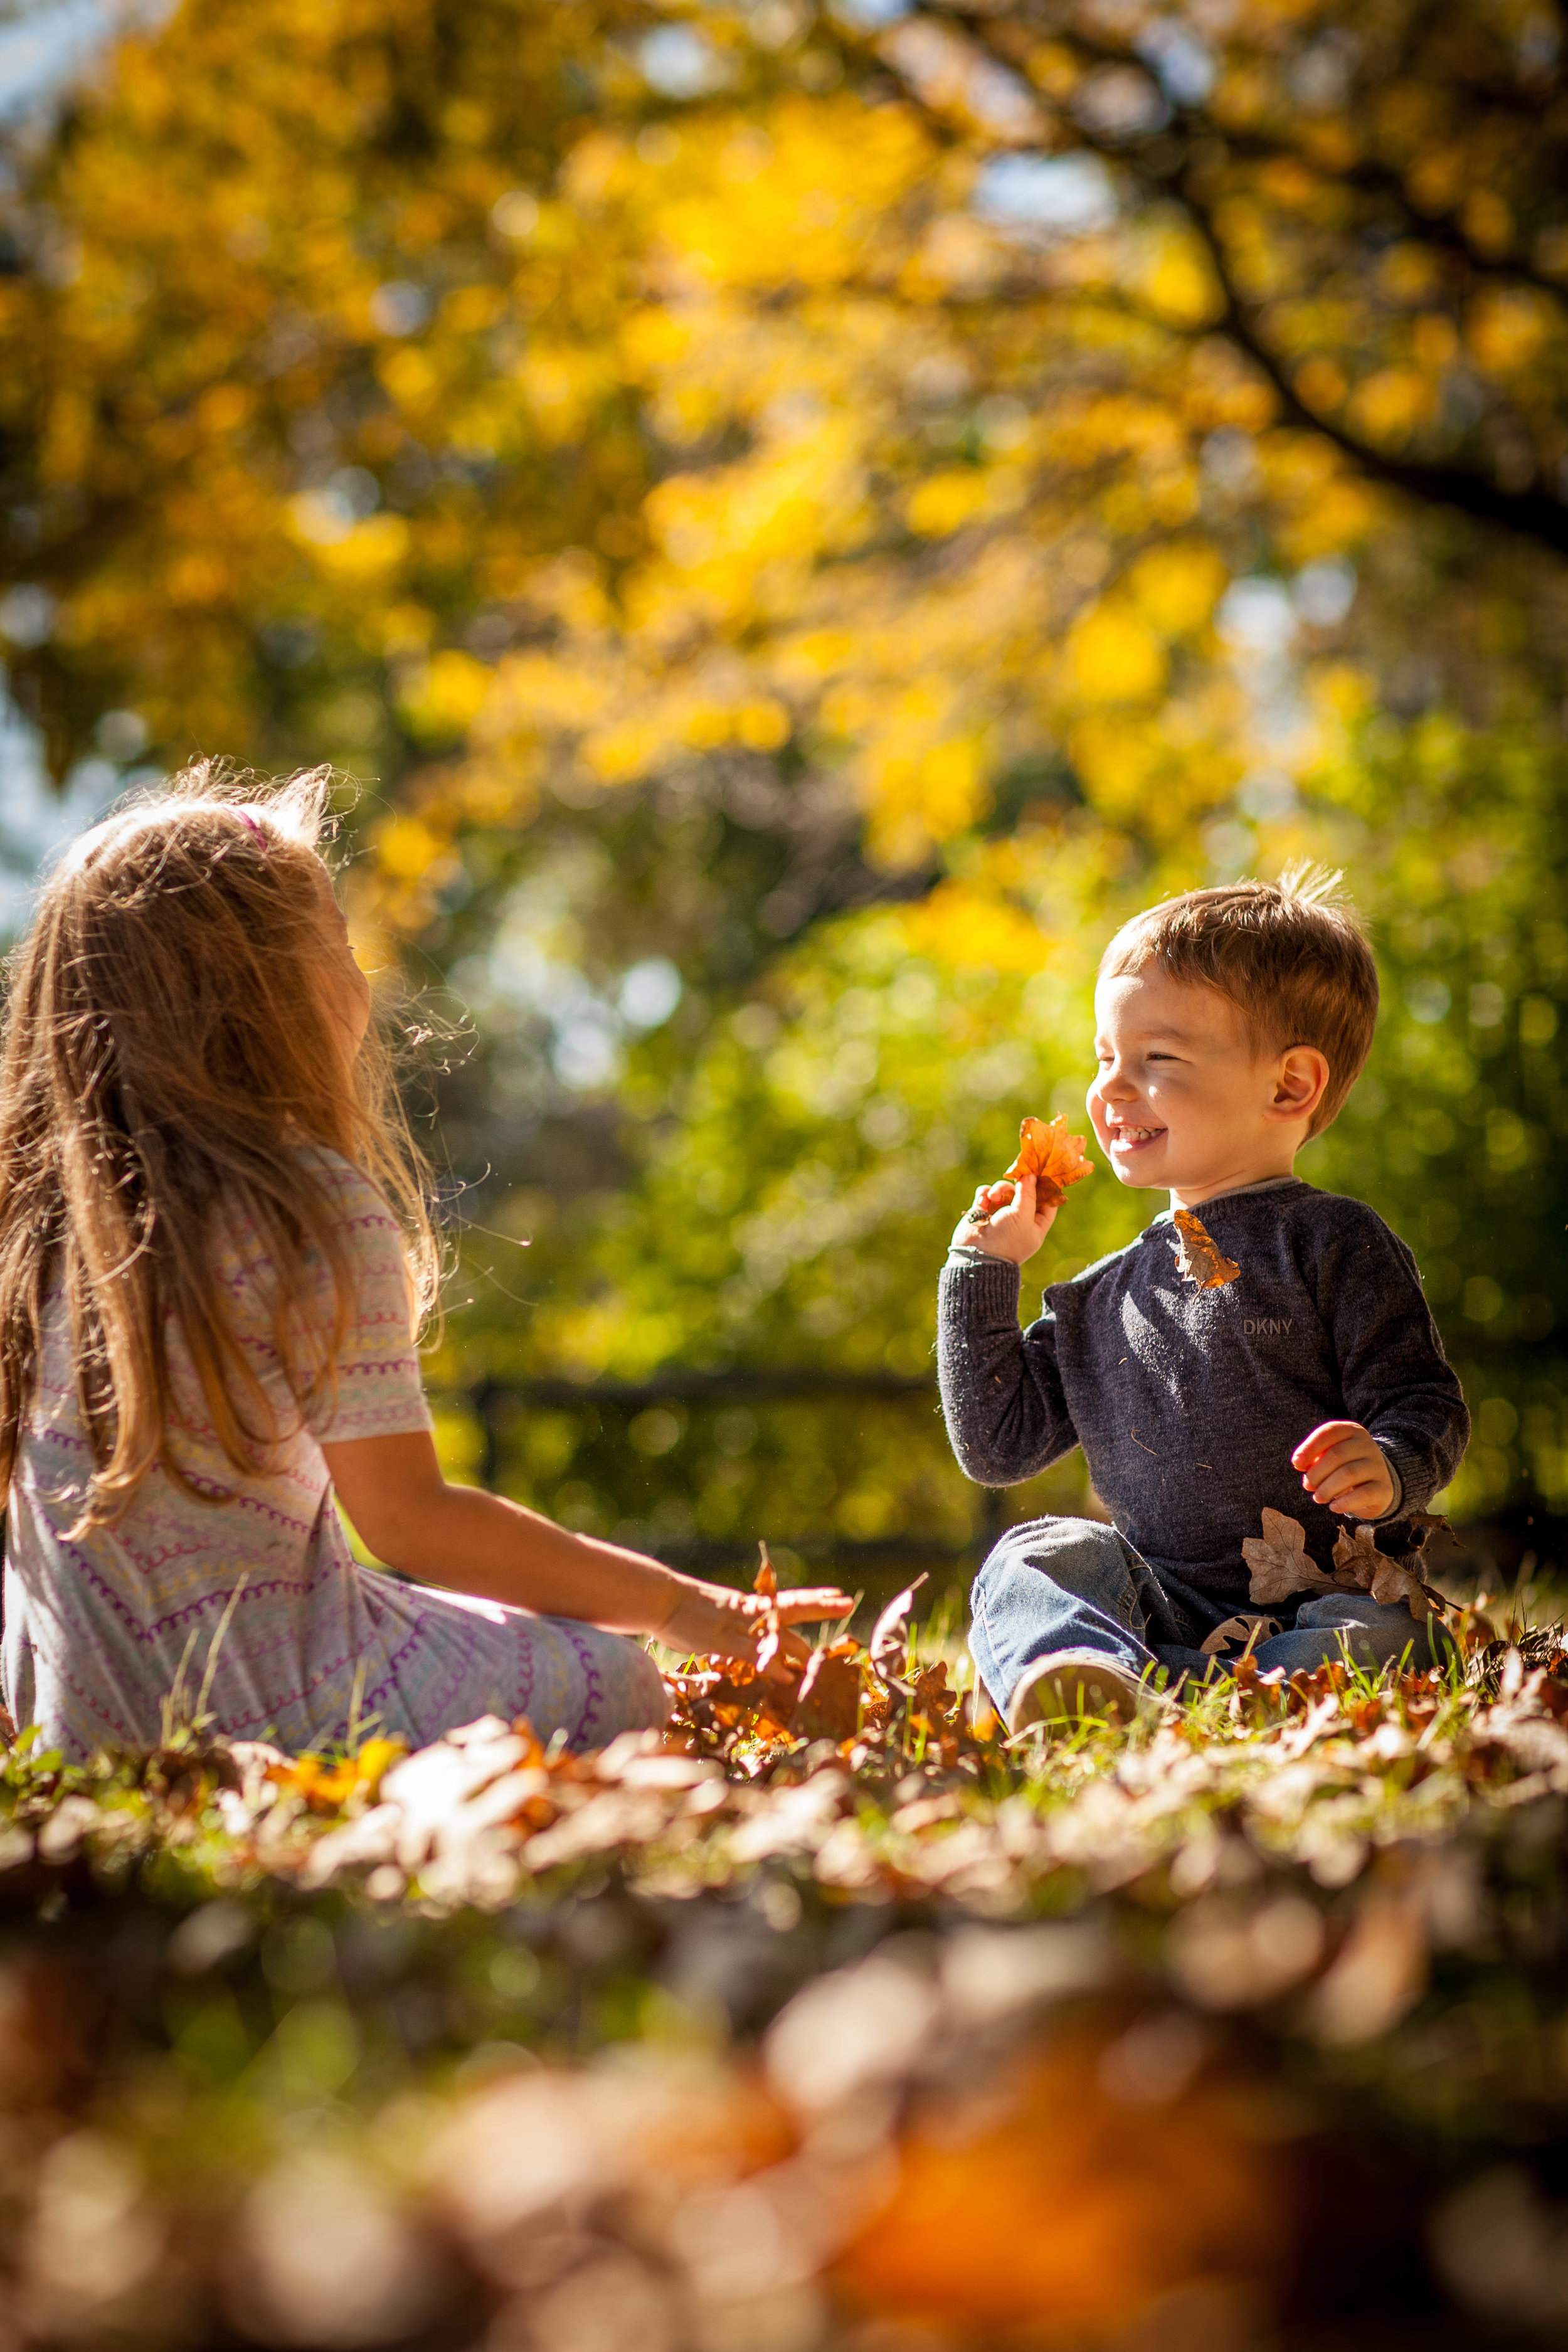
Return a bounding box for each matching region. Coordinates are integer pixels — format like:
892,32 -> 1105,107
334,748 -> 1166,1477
0,1591 -> 1564,2349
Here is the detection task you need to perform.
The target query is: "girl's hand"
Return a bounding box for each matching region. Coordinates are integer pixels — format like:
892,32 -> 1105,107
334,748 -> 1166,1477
655,1577 -> 854,1665
1291,1421 -> 1396,1520
953,1170 -> 1057,1265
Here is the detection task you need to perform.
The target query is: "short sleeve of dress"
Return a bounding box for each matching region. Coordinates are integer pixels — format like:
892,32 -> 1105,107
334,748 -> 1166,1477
305,1157 -> 434,1446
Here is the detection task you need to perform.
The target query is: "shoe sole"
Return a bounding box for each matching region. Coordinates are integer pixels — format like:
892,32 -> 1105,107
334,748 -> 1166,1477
1010,1656 -> 1143,1730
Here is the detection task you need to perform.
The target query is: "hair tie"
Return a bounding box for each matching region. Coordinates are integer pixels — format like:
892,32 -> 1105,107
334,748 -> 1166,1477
238,810 -> 268,850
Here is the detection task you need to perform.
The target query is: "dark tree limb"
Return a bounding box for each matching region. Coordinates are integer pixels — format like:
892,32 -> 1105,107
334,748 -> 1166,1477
1170,166 -> 1568,557
856,1 -> 1568,558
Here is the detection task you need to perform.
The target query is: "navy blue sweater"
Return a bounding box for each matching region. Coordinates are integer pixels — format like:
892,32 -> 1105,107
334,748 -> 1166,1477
937,1178 -> 1470,1607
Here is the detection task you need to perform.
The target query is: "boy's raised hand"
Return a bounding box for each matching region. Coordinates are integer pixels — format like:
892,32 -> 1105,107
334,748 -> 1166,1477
953,1170 -> 1057,1264
1291,1420 -> 1396,1520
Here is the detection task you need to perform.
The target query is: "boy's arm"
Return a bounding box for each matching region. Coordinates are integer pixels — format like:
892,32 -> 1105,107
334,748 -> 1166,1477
1312,1217 -> 1470,1520
938,1243 -> 1079,1489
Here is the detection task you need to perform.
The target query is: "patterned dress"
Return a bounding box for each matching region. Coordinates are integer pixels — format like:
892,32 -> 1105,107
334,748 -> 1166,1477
1,1154 -> 667,1760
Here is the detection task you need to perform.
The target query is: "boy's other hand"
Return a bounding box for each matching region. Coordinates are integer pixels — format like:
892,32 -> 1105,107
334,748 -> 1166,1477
953,1171 -> 1057,1264
1291,1421 -> 1396,1520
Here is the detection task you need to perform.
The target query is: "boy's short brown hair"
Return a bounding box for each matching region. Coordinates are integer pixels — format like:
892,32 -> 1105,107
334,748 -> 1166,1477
1099,862 -> 1378,1136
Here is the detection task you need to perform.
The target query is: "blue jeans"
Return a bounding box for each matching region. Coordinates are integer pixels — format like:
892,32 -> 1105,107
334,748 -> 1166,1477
969,1515 -> 1441,1715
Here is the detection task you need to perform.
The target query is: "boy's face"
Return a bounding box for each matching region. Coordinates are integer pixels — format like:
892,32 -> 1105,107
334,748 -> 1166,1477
1086,965 -> 1327,1206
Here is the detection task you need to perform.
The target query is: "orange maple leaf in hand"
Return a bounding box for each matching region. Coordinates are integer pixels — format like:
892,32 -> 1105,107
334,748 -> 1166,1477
1002,1115 -> 1094,1210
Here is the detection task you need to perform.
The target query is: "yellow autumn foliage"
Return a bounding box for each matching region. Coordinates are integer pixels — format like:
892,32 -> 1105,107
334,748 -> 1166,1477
1065,605 -> 1169,705
398,651 -> 494,743
0,0 -> 1560,977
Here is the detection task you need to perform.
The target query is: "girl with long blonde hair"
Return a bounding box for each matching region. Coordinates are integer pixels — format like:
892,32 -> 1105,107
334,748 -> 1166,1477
0,768 -> 847,1759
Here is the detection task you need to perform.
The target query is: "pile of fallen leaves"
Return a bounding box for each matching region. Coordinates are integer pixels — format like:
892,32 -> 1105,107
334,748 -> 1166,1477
0,1565 -> 1564,1927
660,1554 -> 976,1768
0,1576 -> 1565,2351
1242,1504 -> 1456,1622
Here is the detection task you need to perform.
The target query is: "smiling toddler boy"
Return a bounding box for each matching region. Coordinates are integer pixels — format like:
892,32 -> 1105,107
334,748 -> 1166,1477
939,866 -> 1470,1731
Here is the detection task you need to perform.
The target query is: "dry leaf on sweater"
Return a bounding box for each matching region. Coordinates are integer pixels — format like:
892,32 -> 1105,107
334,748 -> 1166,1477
1243,1509 -> 1336,1604
1169,1209 -> 1241,1290
1002,1114 -> 1094,1210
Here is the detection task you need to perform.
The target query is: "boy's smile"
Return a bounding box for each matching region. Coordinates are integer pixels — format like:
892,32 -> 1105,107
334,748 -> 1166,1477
1087,967 -> 1329,1208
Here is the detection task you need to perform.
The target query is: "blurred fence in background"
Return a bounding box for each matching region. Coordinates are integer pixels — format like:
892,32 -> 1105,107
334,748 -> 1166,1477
455,1369 -> 1011,1586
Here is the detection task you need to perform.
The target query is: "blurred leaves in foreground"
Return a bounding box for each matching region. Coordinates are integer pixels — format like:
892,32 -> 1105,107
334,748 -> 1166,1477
0,1604 -> 1565,2347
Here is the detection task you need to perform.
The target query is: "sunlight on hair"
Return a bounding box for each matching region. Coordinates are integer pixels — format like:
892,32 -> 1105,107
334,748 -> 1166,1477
1274,857 -> 1350,911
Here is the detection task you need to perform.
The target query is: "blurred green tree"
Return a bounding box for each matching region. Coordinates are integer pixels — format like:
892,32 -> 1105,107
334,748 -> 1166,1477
437,712 -> 1568,1576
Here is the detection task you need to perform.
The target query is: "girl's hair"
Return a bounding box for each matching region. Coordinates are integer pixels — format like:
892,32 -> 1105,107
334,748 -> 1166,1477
0,761 -> 437,1530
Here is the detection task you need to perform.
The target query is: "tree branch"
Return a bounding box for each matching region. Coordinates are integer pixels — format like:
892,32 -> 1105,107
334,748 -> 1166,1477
868,3 -> 1568,557
1171,166 -> 1568,557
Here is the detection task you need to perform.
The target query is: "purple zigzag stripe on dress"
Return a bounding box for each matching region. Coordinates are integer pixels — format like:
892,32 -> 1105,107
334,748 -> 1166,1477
106,1531 -> 250,1574
23,1419 -> 92,1454
561,1621 -> 607,1750
351,1606 -> 451,1734
58,1550 -> 310,1646
176,1476 -> 320,1537
514,1622 -> 537,1727
251,1641 -> 393,1735
375,1643 -> 469,1740
223,1618 -> 430,1740
110,1499 -> 318,1567
52,1659 -> 137,1745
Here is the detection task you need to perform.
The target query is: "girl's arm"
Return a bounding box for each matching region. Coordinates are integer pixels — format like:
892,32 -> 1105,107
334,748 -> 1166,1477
321,1429 -> 852,1662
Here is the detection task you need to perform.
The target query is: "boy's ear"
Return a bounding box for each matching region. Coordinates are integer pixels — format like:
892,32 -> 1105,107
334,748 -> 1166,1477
1269,1045 -> 1330,1126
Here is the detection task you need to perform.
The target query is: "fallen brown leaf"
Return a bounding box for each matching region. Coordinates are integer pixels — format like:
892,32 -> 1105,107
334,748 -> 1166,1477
1243,1510 -> 1335,1605
793,1648 -> 862,1743
870,1574 -> 928,1678
1200,1614 -> 1281,1659
1331,1522 -> 1382,1592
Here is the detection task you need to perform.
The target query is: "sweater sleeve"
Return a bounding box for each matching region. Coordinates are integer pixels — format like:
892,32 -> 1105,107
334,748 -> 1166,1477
1319,1215 -> 1470,1520
936,1248 -> 1080,1488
